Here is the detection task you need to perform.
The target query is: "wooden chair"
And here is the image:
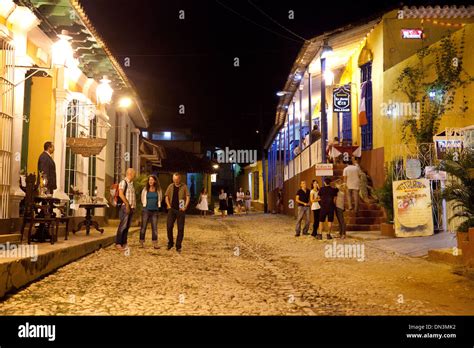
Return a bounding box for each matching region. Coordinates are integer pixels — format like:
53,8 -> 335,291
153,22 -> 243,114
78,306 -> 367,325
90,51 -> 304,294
54,203 -> 70,240
20,174 -> 58,245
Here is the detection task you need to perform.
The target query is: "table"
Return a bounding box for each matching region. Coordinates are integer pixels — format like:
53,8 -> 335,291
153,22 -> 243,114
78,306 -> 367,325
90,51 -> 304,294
32,196 -> 60,243
73,203 -> 107,235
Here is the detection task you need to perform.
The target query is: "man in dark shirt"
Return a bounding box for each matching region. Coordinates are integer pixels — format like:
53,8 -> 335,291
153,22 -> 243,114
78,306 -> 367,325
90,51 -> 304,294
316,177 -> 339,240
165,173 -> 190,252
295,181 -> 311,236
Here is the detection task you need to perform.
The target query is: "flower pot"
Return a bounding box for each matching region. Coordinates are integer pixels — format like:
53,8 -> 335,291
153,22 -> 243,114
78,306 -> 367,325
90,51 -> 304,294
380,222 -> 395,237
66,137 -> 107,157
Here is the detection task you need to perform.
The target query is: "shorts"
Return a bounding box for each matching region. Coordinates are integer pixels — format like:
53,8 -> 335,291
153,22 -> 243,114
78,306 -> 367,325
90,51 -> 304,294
320,209 -> 335,222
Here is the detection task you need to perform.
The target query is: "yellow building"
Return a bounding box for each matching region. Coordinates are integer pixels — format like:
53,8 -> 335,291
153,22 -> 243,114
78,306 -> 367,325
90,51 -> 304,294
237,160 -> 267,211
0,0 -> 148,233
266,6 -> 474,204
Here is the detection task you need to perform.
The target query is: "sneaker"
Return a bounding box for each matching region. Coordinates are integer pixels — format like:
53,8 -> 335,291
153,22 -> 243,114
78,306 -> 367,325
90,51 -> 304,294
153,242 -> 160,249
176,248 -> 182,253
115,244 -> 124,251
327,234 -> 333,240
167,245 -> 174,250
295,233 -> 301,237
315,234 -> 323,240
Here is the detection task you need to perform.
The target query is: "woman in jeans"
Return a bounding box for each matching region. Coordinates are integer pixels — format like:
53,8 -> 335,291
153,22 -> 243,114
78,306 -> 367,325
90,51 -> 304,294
140,175 -> 162,248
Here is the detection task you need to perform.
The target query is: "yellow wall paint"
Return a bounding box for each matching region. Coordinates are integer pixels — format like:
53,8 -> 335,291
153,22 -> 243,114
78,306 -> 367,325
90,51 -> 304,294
27,76 -> 54,174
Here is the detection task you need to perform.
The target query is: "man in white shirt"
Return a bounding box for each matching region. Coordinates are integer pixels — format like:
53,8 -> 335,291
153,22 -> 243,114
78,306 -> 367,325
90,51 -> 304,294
343,158 -> 362,212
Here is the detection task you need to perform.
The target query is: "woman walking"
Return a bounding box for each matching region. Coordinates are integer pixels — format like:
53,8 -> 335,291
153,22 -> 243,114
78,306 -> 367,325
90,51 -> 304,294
310,180 -> 321,237
196,188 -> 209,217
219,189 -> 227,217
139,175 -> 162,249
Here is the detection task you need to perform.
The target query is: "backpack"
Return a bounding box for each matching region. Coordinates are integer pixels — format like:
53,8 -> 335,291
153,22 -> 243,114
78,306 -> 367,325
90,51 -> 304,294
110,180 -> 127,207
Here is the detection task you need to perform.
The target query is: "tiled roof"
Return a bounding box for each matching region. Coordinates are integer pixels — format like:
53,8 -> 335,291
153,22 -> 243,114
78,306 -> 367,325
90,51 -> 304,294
402,5 -> 474,19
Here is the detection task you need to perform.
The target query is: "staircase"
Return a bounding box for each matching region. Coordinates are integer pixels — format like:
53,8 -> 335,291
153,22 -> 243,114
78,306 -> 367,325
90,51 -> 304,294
332,163 -> 385,232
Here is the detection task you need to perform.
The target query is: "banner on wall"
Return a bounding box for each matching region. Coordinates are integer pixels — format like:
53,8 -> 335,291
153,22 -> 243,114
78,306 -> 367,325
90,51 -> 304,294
392,179 -> 434,237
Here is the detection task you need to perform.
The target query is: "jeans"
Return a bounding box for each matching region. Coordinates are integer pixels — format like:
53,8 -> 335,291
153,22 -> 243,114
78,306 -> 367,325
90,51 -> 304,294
116,205 -> 134,246
336,208 -> 346,235
347,189 -> 360,212
311,209 -> 320,236
140,209 -> 158,241
295,206 -> 310,235
167,208 -> 185,249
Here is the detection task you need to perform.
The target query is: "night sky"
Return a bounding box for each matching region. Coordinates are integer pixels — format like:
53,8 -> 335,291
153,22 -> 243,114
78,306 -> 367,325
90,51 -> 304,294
80,0 -> 468,151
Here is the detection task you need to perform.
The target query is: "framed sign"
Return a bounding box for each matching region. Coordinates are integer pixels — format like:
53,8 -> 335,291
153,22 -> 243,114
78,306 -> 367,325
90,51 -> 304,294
315,163 -> 333,176
333,84 -> 351,112
405,158 -> 421,179
401,29 -> 423,39
392,179 -> 434,237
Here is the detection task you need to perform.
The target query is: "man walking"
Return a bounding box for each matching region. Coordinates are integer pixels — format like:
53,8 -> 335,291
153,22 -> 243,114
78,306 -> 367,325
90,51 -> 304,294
165,173 -> 190,252
38,141 -> 57,194
115,168 -> 136,251
295,181 -> 311,236
343,158 -> 362,212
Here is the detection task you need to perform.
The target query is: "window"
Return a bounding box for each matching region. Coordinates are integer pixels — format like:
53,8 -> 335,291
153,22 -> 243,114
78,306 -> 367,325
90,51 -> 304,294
342,111 -> 352,144
88,116 -> 97,196
360,62 -> 373,151
65,100 -> 79,205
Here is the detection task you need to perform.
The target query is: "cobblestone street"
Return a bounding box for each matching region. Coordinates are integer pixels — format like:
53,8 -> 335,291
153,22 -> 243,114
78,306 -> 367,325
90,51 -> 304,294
1,213 -> 474,316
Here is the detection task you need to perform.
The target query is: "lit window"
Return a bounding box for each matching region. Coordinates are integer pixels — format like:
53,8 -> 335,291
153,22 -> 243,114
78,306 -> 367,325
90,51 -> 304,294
164,131 -> 171,140
142,131 -> 149,138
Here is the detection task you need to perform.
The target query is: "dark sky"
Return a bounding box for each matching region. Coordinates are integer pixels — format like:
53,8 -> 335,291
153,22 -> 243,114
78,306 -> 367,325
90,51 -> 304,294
79,0 -> 468,150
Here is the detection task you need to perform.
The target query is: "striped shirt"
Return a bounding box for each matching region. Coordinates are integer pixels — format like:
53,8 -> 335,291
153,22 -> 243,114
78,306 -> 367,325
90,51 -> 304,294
119,178 -> 136,209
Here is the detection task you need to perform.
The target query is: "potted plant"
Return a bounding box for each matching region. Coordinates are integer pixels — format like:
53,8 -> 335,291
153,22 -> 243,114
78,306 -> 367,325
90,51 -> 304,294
376,162 -> 396,237
439,148 -> 474,266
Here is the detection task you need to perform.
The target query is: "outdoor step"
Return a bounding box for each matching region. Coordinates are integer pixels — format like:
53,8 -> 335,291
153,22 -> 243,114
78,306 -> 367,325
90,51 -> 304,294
0,234 -> 21,244
345,210 -> 384,217
345,217 -> 385,224
346,224 -> 380,231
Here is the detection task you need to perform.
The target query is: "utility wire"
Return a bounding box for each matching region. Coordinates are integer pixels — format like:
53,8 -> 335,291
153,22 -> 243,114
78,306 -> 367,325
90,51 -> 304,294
248,0 -> 309,42
215,0 -> 303,44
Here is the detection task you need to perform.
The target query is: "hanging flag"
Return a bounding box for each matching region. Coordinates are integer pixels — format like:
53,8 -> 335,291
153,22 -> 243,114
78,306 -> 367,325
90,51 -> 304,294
359,81 -> 368,126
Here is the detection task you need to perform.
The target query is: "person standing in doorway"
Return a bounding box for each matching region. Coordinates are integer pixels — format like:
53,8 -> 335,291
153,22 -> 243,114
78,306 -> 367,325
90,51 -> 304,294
219,189 -> 227,217
343,158 -> 362,212
310,180 -> 321,237
295,181 -> 310,236
236,187 -> 245,214
37,141 -> 57,194
317,177 -> 338,240
115,168 -> 136,251
139,175 -> 162,249
165,173 -> 190,253
196,188 -> 209,217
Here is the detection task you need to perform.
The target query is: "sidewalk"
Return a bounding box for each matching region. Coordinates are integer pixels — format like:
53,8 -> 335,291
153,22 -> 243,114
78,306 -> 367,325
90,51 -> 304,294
0,225 -> 139,299
347,230 -> 457,257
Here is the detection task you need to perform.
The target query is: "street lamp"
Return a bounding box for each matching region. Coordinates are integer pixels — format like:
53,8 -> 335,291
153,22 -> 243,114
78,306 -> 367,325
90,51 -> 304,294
276,91 -> 291,97
96,76 -> 114,105
118,97 -> 133,109
320,39 -> 333,164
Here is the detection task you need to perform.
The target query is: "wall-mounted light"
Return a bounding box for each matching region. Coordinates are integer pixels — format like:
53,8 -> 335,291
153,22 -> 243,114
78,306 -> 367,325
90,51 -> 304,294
118,97 -> 133,109
96,76 -> 114,105
52,31 -> 73,67
0,0 -> 15,18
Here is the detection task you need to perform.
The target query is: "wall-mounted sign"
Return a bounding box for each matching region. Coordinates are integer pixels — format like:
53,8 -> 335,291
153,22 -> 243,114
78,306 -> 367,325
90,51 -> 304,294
333,84 -> 351,112
393,179 -> 434,237
315,163 -> 333,176
401,29 -> 423,39
425,166 -> 447,181
211,174 -> 217,182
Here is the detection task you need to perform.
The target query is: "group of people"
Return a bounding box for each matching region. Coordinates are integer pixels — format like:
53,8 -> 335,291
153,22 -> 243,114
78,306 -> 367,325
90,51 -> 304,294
294,157 -> 374,239
115,170 -> 190,253
218,187 -> 251,217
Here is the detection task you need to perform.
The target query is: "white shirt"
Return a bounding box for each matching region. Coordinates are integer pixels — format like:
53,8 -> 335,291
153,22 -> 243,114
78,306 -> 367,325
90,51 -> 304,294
236,191 -> 244,201
310,189 -> 320,210
343,165 -> 361,190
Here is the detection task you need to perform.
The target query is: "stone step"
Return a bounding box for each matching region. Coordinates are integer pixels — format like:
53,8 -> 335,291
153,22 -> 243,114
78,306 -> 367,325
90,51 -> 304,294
345,210 -> 384,217
346,224 -> 380,231
0,234 -> 21,244
345,216 -> 385,224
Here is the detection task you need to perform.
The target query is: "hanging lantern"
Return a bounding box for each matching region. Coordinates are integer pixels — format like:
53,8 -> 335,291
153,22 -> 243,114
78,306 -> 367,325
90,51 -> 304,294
52,31 -> 73,67
97,76 -> 114,105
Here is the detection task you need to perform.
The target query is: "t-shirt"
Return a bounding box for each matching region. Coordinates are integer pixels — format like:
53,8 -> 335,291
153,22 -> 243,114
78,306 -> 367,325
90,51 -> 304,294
343,165 -> 361,190
318,186 -> 339,211
171,185 -> 180,209
236,191 -> 244,201
145,191 -> 158,211
296,188 -> 310,207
